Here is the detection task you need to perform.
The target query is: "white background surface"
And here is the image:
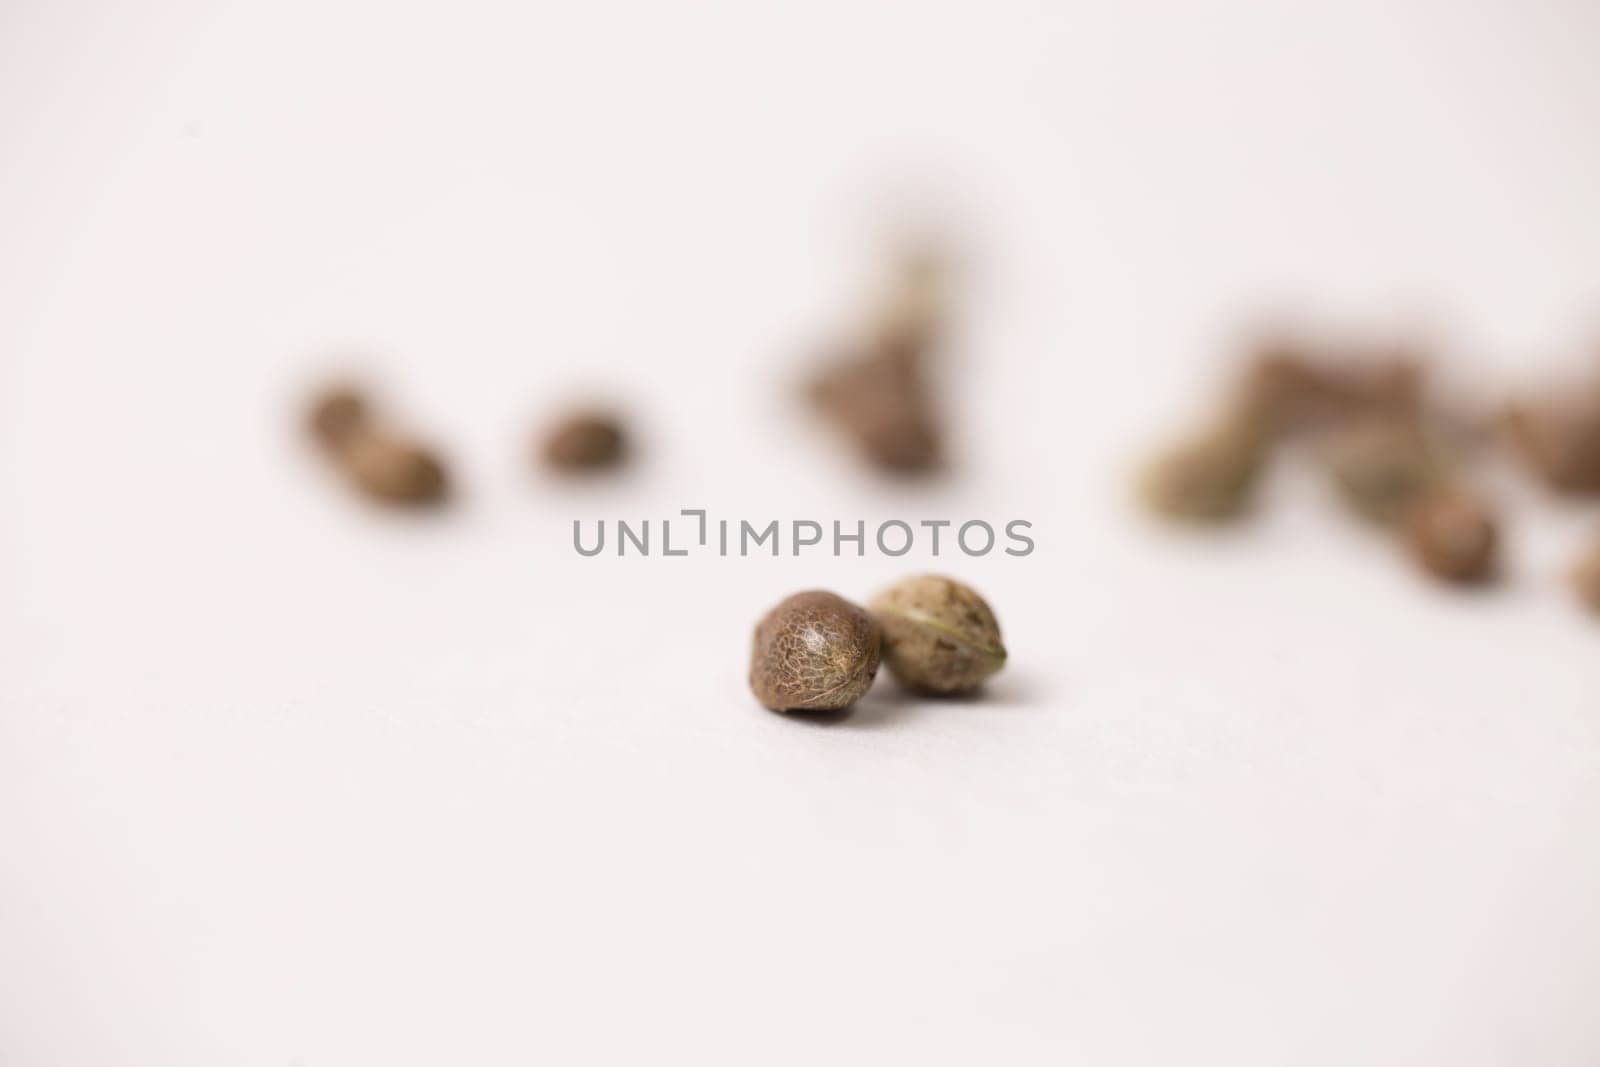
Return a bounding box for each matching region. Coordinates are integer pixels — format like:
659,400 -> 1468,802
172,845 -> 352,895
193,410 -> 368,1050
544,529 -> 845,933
4,1 -> 1600,1063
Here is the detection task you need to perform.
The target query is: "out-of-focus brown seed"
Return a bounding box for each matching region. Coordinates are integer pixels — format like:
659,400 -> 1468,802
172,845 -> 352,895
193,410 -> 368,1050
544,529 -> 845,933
541,411 -> 628,473
1243,343 -> 1425,438
305,383 -> 449,508
1503,388 -> 1600,493
749,590 -> 882,714
1570,535 -> 1600,612
810,343 -> 942,474
307,385 -> 370,452
806,243 -> 950,476
1140,402 -> 1272,522
1323,417 -> 1444,525
871,246 -> 947,361
1402,486 -> 1498,584
341,431 -> 449,505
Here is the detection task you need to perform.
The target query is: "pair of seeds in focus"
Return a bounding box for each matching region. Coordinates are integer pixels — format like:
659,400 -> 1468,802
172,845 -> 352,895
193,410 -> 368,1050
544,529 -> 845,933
307,383 -> 628,507
749,575 -> 1006,716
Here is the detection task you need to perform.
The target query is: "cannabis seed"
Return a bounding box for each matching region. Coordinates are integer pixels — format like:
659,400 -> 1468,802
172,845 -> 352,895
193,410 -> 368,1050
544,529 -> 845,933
340,431 -> 449,505
541,410 -> 628,473
1245,343 -> 1424,437
306,382 -> 449,508
749,591 -> 881,713
1141,400 -> 1272,522
869,574 -> 1006,694
307,385 -> 368,452
1323,417 -> 1444,525
806,245 -> 948,475
810,344 -> 942,474
1503,387 -> 1600,494
1570,534 -> 1600,612
1402,486 -> 1498,584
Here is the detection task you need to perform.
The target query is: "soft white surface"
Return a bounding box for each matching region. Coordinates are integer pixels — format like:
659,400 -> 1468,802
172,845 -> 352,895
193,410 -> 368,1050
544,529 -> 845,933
4,1 -> 1600,1063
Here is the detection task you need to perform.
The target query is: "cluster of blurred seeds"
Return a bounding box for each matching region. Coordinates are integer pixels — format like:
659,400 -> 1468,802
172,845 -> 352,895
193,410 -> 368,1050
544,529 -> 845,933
305,236 -> 960,508
299,234 -> 1003,718
1142,334 -> 1600,609
307,381 -> 630,507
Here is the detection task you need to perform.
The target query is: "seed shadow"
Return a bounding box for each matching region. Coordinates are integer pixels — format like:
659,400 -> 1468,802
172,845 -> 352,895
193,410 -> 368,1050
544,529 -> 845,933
770,705 -> 858,727
360,495 -> 459,519
535,460 -> 651,495
772,672 -> 1041,730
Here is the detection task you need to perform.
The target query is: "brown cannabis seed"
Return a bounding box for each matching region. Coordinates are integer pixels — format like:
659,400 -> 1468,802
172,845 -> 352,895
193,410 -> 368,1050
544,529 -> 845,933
1323,417 -> 1445,525
809,342 -> 943,474
541,410 -> 628,473
1243,343 -> 1425,438
1401,486 -> 1498,584
341,431 -> 449,505
749,591 -> 882,713
871,242 -> 948,361
306,383 -> 449,507
307,385 -> 369,452
1570,535 -> 1600,613
1503,390 -> 1600,494
869,574 -> 1006,694
1140,402 -> 1272,522
805,242 -> 949,476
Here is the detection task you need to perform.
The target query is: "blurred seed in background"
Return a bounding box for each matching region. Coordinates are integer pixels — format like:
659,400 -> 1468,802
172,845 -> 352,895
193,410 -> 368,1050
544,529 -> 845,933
539,407 -> 631,475
306,381 -> 450,508
1138,328 -> 1508,588
805,235 -> 954,477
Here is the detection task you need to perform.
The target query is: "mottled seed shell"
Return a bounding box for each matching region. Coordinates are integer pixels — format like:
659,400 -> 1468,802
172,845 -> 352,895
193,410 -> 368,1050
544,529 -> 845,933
1402,486 -> 1497,584
749,591 -> 882,712
869,575 -> 1006,694
341,431 -> 449,506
